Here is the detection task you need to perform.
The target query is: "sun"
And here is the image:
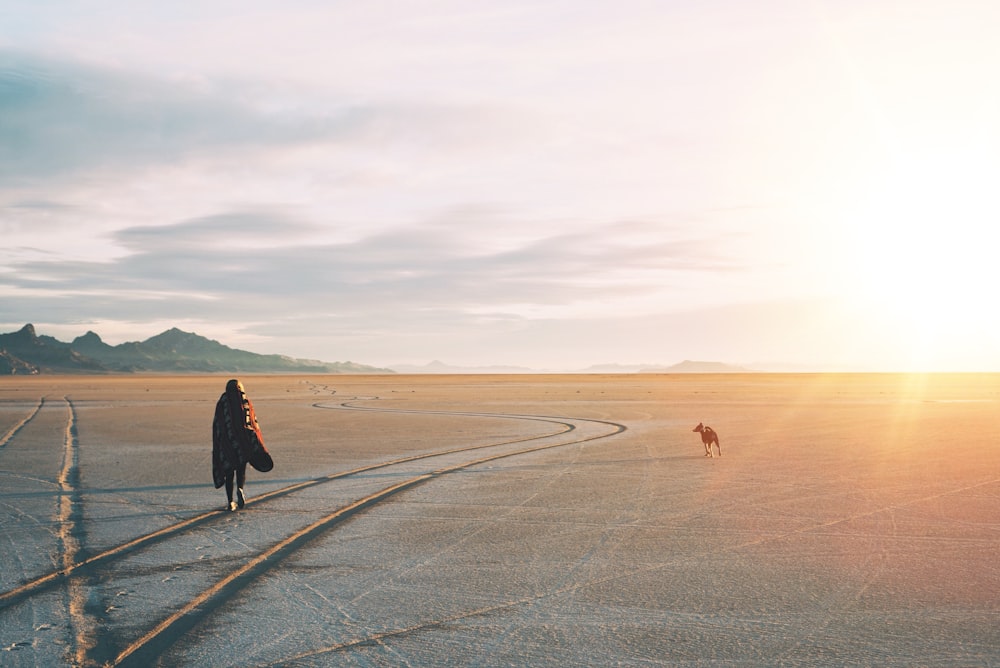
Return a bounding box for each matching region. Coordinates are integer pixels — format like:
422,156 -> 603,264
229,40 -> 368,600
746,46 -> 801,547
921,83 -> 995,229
834,137 -> 1000,368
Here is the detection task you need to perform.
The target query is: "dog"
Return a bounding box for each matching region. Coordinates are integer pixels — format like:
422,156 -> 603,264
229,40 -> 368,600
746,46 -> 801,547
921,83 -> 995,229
693,423 -> 721,457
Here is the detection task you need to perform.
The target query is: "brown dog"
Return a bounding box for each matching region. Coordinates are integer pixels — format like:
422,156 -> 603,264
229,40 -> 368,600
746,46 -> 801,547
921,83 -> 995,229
693,423 -> 721,457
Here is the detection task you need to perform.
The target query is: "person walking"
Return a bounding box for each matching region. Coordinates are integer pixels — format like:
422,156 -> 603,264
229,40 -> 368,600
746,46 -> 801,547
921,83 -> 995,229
212,379 -> 273,510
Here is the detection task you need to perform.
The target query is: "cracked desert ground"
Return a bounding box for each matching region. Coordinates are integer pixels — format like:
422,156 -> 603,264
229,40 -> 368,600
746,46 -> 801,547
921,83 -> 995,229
1,373 -> 998,667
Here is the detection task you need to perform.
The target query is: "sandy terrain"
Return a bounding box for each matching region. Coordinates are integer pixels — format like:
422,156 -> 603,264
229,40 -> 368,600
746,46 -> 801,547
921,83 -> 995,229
1,373 -> 998,666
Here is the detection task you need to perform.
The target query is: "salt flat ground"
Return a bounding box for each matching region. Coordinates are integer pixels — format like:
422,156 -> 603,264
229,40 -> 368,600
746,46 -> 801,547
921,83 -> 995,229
0,373 -> 998,667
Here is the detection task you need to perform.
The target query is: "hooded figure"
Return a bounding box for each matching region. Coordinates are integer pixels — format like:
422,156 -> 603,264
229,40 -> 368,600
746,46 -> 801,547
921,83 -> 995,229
213,379 -> 273,510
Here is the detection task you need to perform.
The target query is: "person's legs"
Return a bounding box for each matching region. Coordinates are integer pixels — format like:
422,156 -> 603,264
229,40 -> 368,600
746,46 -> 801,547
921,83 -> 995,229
225,470 -> 236,510
236,463 -> 247,508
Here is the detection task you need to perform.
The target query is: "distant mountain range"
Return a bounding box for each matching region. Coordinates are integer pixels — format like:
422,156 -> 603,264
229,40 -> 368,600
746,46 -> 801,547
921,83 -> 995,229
390,359 -> 753,374
389,360 -> 539,374
0,324 -> 394,375
579,361 -> 751,373
639,360 -> 752,374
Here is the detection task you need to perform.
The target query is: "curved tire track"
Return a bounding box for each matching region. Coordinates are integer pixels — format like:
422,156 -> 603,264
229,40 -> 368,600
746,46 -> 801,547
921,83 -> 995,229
0,402 -> 572,611
0,393 -> 625,667
110,402 -> 626,666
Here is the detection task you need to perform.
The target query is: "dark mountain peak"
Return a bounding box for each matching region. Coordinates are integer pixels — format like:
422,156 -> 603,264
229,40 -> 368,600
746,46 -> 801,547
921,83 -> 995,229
73,330 -> 103,345
2,323 -> 48,349
14,323 -> 37,341
147,327 -> 182,340
142,328 -> 218,353
71,330 -> 112,355
7,323 -> 65,348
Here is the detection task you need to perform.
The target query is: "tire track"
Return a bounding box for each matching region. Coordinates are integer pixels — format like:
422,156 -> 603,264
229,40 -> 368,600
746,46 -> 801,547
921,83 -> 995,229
0,393 -> 623,666
109,404 -> 626,667
0,397 -> 45,448
54,396 -> 95,665
0,401 -> 572,611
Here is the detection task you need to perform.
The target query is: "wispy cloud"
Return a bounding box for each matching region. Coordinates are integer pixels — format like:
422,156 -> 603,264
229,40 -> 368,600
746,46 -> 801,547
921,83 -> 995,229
113,211 -> 320,251
1,209 -> 733,331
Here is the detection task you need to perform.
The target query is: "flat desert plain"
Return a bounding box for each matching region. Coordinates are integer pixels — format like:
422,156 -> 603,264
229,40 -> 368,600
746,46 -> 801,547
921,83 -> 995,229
1,373 -> 998,667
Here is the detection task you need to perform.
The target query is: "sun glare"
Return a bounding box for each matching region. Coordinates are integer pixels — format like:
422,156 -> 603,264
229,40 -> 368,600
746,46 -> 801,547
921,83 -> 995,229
835,138 -> 1000,368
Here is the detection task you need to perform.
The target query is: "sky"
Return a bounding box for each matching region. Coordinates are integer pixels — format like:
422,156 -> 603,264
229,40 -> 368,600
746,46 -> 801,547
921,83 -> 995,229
2,1 -> 1000,371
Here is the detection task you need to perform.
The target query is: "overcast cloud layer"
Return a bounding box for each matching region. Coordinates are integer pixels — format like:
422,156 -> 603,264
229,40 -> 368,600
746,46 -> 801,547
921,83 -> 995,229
2,1 -> 999,370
